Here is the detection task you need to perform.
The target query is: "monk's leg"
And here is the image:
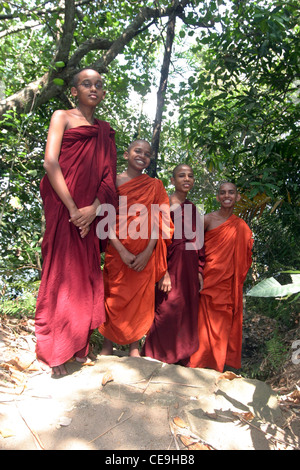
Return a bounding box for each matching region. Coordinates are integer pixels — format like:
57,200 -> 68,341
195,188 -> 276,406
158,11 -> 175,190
100,337 -> 114,355
75,332 -> 95,363
75,356 -> 94,364
52,364 -> 67,376
129,340 -> 140,357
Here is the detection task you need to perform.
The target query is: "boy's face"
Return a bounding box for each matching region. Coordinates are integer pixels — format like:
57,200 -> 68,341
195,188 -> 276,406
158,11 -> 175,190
71,69 -> 106,106
216,182 -> 240,208
171,165 -> 194,193
124,141 -> 151,172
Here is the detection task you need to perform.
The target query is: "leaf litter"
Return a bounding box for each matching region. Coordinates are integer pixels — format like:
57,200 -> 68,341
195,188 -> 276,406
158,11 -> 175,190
171,416 -> 215,451
1,314 -> 299,450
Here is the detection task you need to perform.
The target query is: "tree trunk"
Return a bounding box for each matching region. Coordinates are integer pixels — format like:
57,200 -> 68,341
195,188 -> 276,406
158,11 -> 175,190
148,13 -> 176,178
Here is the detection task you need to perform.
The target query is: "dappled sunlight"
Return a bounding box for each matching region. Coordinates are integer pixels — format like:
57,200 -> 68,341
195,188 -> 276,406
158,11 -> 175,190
1,353 -> 299,450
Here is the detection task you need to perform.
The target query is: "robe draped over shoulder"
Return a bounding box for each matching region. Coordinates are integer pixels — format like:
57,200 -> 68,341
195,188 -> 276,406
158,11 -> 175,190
189,214 -> 253,372
99,174 -> 173,345
142,200 -> 205,365
35,120 -> 117,367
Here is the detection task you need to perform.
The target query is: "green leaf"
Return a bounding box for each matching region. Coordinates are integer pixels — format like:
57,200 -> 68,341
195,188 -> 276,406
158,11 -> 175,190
55,61 -> 65,68
247,275 -> 300,298
53,78 -> 65,86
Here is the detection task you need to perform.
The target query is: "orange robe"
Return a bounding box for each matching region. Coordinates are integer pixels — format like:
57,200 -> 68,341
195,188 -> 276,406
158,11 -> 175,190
99,174 -> 173,344
189,215 -> 253,372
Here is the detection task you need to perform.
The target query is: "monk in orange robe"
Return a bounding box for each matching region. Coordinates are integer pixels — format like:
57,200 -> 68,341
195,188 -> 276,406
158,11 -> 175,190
189,182 -> 253,372
99,140 -> 173,357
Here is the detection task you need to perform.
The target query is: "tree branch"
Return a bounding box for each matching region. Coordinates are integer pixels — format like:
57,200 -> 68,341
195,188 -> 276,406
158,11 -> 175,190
68,38 -> 113,69
0,0 -> 195,118
51,0 -> 76,65
0,0 -> 91,20
0,20 -> 41,39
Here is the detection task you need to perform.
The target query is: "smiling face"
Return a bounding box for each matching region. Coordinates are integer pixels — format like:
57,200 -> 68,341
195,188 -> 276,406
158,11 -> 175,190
171,164 -> 195,194
124,140 -> 152,173
216,182 -> 240,208
71,69 -> 106,106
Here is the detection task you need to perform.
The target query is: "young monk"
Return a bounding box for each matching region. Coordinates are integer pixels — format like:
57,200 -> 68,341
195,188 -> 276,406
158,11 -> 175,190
189,182 -> 253,372
142,164 -> 205,365
35,68 -> 117,376
99,139 -> 173,357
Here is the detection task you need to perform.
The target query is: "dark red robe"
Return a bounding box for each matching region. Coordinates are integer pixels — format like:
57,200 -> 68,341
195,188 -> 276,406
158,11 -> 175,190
142,200 -> 205,365
35,121 -> 117,367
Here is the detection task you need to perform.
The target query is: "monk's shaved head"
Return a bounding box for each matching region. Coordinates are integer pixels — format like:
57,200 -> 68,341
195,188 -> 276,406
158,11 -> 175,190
172,164 -> 193,178
217,181 -> 238,194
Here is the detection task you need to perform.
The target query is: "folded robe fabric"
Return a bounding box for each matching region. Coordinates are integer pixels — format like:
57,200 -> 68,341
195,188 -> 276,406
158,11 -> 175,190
99,174 -> 173,345
189,214 -> 253,372
35,121 -> 117,367
142,200 -> 205,365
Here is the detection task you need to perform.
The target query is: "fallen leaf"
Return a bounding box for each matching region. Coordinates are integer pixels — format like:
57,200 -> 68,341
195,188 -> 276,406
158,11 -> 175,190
81,360 -> 95,366
217,370 -> 241,381
7,355 -> 37,372
232,411 -> 255,421
0,428 -> 15,438
287,390 -> 300,404
102,371 -> 114,386
203,411 -> 218,420
173,416 -> 188,429
179,435 -> 211,450
58,417 -> 72,427
1,364 -> 27,385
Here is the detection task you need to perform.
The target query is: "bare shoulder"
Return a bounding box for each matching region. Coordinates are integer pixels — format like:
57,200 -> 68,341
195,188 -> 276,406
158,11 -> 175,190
169,194 -> 178,206
204,211 -> 218,231
49,109 -> 81,131
49,109 -> 69,128
116,171 -> 129,187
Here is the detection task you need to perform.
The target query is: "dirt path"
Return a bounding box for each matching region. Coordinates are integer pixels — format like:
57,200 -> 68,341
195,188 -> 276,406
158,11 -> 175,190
0,318 -> 299,451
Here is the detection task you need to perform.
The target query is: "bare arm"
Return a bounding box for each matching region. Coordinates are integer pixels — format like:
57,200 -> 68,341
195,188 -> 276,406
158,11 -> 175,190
43,111 -> 79,218
204,213 -> 210,231
157,270 -> 172,292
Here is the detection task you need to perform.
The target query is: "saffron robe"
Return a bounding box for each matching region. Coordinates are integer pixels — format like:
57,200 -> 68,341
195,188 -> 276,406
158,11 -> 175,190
189,214 -> 253,372
99,174 -> 173,345
142,200 -> 205,365
35,121 -> 117,367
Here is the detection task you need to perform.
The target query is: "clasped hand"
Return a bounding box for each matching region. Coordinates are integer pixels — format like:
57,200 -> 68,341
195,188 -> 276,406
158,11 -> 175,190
69,205 -> 97,238
120,247 -> 152,272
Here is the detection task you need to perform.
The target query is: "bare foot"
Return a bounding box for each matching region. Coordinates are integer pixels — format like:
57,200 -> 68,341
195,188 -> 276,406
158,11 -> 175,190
75,356 -> 94,365
129,341 -> 140,357
52,364 -> 67,376
100,337 -> 114,356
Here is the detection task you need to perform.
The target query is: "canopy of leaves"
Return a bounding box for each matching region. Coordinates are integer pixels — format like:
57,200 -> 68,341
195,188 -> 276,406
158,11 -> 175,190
0,0 -> 299,328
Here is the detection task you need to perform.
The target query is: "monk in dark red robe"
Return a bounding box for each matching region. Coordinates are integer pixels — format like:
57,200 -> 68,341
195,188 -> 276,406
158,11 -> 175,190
35,69 -> 117,375
142,164 -> 205,365
189,183 -> 253,372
